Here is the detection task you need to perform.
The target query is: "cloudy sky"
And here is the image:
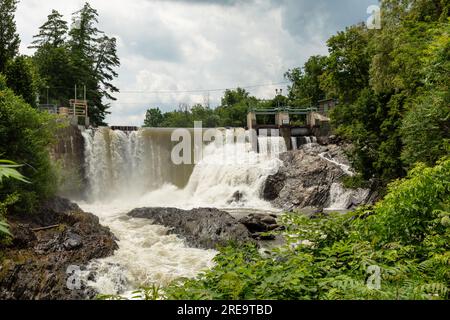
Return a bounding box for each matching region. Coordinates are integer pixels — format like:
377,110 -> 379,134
16,0 -> 376,125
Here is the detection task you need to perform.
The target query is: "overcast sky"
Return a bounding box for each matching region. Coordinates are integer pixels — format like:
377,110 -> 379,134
16,0 -> 376,125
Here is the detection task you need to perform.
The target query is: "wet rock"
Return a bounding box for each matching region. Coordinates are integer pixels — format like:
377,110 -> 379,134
263,173 -> 286,201
63,232 -> 83,250
239,213 -> 278,233
0,197 -> 118,300
238,213 -> 283,241
128,207 -> 254,250
227,191 -> 245,204
263,143 -> 374,211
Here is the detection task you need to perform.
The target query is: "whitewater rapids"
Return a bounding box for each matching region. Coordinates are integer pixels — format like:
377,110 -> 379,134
78,127 -> 286,295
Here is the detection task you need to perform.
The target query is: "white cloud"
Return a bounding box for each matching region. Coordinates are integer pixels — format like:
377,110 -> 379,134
15,0 -> 372,126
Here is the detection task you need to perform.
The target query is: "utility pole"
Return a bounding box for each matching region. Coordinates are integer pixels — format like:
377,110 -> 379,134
275,88 -> 283,109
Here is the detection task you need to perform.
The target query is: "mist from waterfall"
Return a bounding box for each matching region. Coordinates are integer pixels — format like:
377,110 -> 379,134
78,127 -> 286,295
81,127 -> 286,210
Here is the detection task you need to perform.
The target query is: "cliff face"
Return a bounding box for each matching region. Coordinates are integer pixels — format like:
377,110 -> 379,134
50,124 -> 86,199
263,142 -> 377,213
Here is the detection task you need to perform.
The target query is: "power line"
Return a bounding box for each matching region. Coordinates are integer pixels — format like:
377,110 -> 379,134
115,82 -> 290,94
41,81 -> 290,95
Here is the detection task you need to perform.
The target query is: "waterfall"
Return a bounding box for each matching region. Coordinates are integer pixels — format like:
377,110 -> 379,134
319,151 -> 354,176
81,127 -> 286,209
82,128 -> 194,202
325,183 -> 370,211
78,127 -> 286,295
291,137 -> 298,150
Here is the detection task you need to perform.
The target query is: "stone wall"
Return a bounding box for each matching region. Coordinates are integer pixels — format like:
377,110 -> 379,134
50,123 -> 86,199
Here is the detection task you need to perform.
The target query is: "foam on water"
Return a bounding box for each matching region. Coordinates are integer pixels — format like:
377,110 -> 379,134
78,128 -> 285,295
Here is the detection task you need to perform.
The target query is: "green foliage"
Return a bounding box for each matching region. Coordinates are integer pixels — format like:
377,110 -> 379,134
215,88 -> 257,127
30,9 -> 68,48
0,0 -> 20,73
4,55 -> 40,108
0,85 -> 58,213
31,4 -> 120,126
0,193 -> 18,238
132,284 -> 163,300
0,160 -> 29,184
285,55 -> 327,107
400,26 -> 450,167
300,3 -> 450,185
0,159 -> 26,238
342,174 -> 370,189
66,3 -> 120,126
365,157 -> 450,245
164,158 -> 450,300
320,24 -> 372,103
143,88 -> 259,128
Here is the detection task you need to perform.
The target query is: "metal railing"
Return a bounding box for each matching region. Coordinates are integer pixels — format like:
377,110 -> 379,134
38,104 -> 58,114
248,106 -> 318,115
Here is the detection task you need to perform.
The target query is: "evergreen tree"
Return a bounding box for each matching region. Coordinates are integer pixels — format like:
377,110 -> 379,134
68,2 -> 120,126
0,0 -> 20,73
94,35 -> 120,101
30,9 -> 73,107
29,10 -> 68,49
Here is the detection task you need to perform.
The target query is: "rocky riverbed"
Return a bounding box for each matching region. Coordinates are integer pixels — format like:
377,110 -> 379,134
0,198 -> 118,300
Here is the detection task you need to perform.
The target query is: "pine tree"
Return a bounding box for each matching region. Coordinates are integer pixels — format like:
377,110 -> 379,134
68,2 -> 120,126
0,0 -> 20,73
29,10 -> 68,49
95,35 -> 120,100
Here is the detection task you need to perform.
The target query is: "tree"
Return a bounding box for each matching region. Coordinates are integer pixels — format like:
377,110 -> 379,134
401,26 -> 450,167
0,74 -> 57,213
33,45 -> 75,107
323,2 -> 450,186
29,10 -> 68,49
144,108 -> 164,127
94,35 -> 120,101
4,55 -> 40,108
221,88 -> 250,107
190,104 -> 220,128
285,55 -> 327,107
68,2 -> 120,126
0,0 -> 20,73
216,88 -> 255,127
320,24 -> 372,103
30,10 -> 74,107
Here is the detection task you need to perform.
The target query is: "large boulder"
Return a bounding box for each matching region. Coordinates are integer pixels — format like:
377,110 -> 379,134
238,213 -> 283,241
128,207 -> 254,250
263,143 -> 373,211
0,197 -> 118,300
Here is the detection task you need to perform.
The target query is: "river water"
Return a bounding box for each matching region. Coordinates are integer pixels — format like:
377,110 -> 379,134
76,127 -> 365,295
78,128 -> 286,295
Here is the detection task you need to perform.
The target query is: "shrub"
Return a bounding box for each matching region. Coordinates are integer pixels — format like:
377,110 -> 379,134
162,157 -> 450,300
0,74 -> 58,213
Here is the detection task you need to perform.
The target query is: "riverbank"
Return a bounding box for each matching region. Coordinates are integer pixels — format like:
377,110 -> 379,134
0,198 -> 118,300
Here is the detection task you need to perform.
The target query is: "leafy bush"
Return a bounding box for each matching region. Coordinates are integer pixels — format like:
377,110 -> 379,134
163,158 -> 450,300
4,55 -> 40,108
0,160 -> 28,238
0,74 -> 58,213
